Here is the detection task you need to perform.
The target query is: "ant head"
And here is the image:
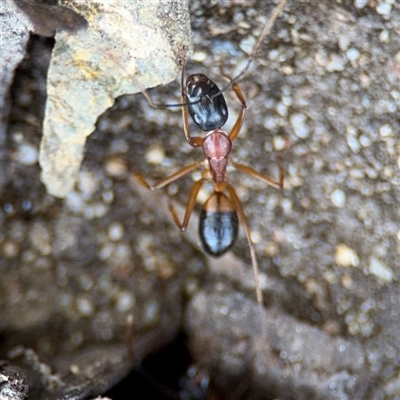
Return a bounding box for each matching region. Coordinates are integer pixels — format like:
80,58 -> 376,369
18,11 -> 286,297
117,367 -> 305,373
186,74 -> 229,131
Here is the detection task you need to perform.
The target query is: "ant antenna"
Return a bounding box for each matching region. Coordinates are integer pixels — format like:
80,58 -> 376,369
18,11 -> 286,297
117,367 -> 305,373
211,0 -> 287,100
141,89 -> 195,109
142,0 -> 286,110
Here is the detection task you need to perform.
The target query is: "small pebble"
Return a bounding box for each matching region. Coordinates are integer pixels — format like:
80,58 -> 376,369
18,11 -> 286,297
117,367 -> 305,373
105,158 -> 127,177
77,296 -> 93,316
276,102 -> 287,117
3,241 -> 19,258
359,135 -> 372,147
272,136 -> 286,151
145,145 -> 165,165
192,50 -> 207,62
251,230 -> 261,244
330,189 -> 346,207
338,35 -> 350,51
84,203 -> 109,219
281,198 -> 292,214
347,136 -> 360,153
290,113 -> 310,139
369,257 -> 393,282
379,30 -> 389,43
17,143 -> 38,166
69,364 -> 80,374
108,222 -> 124,241
239,35 -> 256,55
335,244 -> 359,267
354,0 -> 368,9
65,191 -> 84,213
326,54 -> 346,72
78,170 -> 98,198
379,124 -> 393,137
116,291 -> 136,312
346,48 -> 360,62
376,2 -> 392,17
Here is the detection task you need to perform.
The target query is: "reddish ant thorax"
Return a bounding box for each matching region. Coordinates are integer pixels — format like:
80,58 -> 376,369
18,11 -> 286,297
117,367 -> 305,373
202,129 -> 232,184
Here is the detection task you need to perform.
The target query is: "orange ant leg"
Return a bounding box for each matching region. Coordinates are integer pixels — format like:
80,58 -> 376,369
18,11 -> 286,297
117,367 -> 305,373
125,314 -> 136,363
135,161 -> 206,233
168,178 -> 205,232
227,82 -> 247,142
134,160 -> 203,191
224,182 -> 266,338
218,67 -> 247,142
231,160 -> 284,189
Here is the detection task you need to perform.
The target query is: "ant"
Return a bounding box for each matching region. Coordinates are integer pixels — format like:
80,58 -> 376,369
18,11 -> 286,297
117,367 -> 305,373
136,0 -> 286,336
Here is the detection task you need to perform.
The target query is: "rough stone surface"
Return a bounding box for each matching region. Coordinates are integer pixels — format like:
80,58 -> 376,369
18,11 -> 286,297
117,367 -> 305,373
0,0 -> 30,146
1,1 -> 399,399
39,0 -> 191,197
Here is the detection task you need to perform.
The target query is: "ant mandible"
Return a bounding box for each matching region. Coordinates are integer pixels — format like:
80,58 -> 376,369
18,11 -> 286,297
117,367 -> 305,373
137,0 -> 287,334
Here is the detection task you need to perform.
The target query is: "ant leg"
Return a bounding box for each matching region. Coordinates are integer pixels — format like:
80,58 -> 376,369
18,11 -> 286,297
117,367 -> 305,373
222,76 -> 247,142
140,45 -> 191,110
169,178 -> 205,232
125,314 -> 136,363
231,160 -> 284,189
135,160 -> 203,191
140,90 -> 162,109
224,182 -> 266,338
179,46 -> 204,148
139,45 -> 202,150
219,64 -> 247,142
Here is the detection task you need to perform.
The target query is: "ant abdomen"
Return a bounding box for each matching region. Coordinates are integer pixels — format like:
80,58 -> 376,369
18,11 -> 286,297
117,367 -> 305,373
199,192 -> 239,257
186,74 -> 229,131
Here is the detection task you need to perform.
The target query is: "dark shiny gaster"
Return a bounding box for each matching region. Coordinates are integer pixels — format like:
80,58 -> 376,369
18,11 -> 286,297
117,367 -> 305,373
199,193 -> 239,256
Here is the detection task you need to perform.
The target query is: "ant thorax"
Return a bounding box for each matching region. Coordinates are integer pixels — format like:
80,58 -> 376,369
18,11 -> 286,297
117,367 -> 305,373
202,129 -> 232,184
